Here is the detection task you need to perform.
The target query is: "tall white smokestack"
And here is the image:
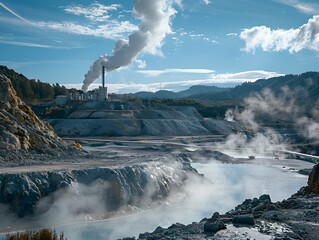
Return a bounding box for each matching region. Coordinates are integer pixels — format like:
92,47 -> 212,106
81,0 -> 178,92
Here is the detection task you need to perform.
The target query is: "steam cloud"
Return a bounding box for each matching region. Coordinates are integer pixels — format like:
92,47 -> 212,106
82,0 -> 177,92
223,83 -> 319,157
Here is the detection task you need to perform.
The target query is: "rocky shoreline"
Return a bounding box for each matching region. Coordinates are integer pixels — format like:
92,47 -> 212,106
121,164 -> 319,240
0,161 -> 197,218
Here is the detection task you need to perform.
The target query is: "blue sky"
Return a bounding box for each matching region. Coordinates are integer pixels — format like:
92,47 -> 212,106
0,0 -> 318,93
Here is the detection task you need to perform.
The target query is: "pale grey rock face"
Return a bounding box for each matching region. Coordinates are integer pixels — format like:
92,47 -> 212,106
0,74 -> 70,154
47,103 -> 242,137
0,161 -> 194,217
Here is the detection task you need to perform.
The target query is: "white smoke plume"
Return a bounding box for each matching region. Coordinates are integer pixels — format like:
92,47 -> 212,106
82,0 -> 178,92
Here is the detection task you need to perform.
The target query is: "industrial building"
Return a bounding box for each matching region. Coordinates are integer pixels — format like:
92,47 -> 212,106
56,66 -> 108,105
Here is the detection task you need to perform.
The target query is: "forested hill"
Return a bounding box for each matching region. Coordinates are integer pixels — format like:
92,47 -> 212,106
193,72 -> 319,100
2,65 -> 318,106
133,72 -> 319,102
0,65 -> 70,103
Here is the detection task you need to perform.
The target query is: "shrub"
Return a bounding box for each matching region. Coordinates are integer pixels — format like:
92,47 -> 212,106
5,228 -> 66,240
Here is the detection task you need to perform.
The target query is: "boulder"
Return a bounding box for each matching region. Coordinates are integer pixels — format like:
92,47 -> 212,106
204,212 -> 226,233
259,194 -> 271,203
232,214 -> 255,225
204,220 -> 226,233
307,164 -> 319,194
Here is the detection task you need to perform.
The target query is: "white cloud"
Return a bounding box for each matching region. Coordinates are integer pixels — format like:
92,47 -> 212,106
176,29 -> 217,44
240,15 -> 319,53
36,20 -> 137,40
201,0 -> 211,5
0,39 -> 61,48
137,68 -> 215,77
227,33 -> 238,36
0,2 -> 137,41
135,59 -> 147,69
64,3 -> 122,22
273,0 -> 319,14
0,2 -> 33,25
207,70 -> 282,82
64,70 -> 282,93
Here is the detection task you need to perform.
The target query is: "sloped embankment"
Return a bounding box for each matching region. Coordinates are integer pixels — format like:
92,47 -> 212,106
47,101 -> 242,137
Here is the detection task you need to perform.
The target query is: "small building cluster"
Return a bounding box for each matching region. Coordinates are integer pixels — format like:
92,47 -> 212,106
56,66 -> 111,106
55,86 -> 108,105
71,86 -> 108,102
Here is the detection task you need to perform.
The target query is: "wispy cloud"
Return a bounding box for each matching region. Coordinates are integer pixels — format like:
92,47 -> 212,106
240,15 -> 319,53
64,3 -> 122,22
64,70 -> 282,93
49,3 -> 137,39
0,2 -> 137,41
176,29 -> 218,44
201,0 -> 211,5
0,59 -> 89,69
0,35 -> 91,49
137,68 -> 215,77
36,20 -> 137,40
0,2 -> 33,25
0,39 -> 60,48
273,0 -> 319,14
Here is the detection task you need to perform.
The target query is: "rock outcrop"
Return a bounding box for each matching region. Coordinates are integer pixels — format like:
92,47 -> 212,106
0,74 -> 69,155
0,161 -> 197,217
307,163 -> 319,194
122,165 -> 319,240
122,192 -> 319,240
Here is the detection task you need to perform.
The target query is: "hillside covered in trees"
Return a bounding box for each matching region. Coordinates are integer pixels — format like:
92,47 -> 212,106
0,65 -> 74,103
188,72 -> 319,100
1,65 -> 318,120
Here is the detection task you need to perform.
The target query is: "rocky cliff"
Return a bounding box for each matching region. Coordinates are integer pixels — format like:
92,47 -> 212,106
0,161 -> 198,218
0,74 -> 70,159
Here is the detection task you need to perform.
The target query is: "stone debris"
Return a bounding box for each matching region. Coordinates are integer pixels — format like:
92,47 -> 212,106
121,164 -> 319,240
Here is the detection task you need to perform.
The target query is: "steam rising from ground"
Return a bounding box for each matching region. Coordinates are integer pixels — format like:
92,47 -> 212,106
218,130 -> 286,158
223,84 -> 319,157
0,161 -> 188,232
2,77 -> 318,239
82,0 -> 178,92
1,161 -> 308,240
5,161 -> 309,240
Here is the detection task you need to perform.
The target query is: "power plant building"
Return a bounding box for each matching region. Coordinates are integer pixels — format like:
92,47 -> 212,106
59,65 -> 108,104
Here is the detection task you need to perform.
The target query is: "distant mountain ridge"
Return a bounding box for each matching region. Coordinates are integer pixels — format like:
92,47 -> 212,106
204,72 -> 319,100
134,85 -> 230,99
134,90 -> 179,99
133,72 -> 319,101
1,65 -> 318,104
